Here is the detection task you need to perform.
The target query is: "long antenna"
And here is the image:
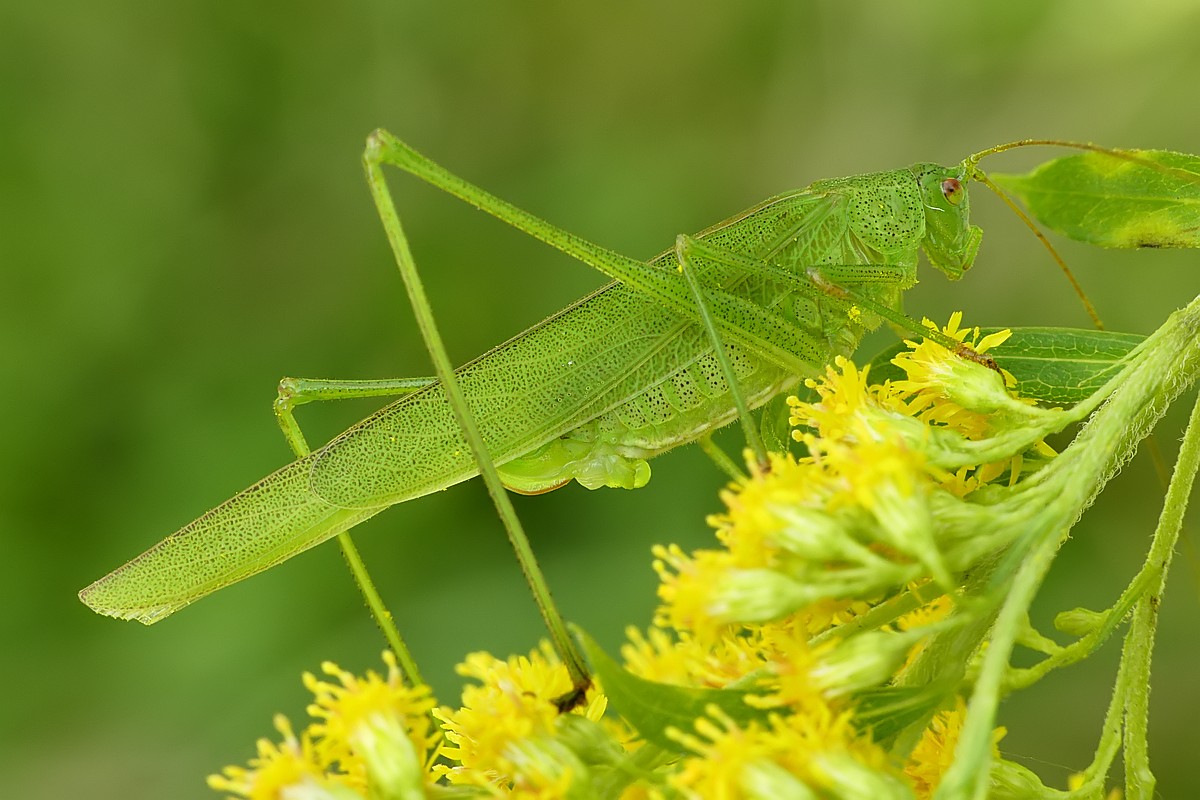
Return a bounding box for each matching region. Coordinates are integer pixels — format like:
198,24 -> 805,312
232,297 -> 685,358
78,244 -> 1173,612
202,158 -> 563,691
968,139 -> 1198,182
960,138 -> 1161,330
971,169 -> 1104,330
966,138 -> 1119,164
965,138 -> 1199,327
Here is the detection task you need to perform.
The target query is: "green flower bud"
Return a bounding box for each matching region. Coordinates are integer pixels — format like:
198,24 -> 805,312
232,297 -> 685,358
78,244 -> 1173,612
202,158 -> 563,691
867,478 -> 951,589
938,356 -> 1015,414
1054,607 -> 1105,637
349,713 -> 425,800
713,569 -> 826,624
988,758 -> 1056,799
769,505 -> 867,562
810,630 -> 924,699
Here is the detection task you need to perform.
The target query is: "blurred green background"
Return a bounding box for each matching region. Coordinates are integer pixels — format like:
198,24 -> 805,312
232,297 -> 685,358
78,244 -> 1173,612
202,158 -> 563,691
4,1 -> 1200,796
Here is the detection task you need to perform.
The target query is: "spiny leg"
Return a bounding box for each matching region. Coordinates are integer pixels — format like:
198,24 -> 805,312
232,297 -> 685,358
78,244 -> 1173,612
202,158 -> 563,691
273,375 -> 432,689
363,132 -> 590,701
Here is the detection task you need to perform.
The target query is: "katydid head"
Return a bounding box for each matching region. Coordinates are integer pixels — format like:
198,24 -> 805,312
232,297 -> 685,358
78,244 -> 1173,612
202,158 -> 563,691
910,163 -> 982,280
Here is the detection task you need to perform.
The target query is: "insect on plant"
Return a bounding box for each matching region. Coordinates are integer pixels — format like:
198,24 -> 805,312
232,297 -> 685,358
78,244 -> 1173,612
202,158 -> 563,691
78,132 -> 1129,690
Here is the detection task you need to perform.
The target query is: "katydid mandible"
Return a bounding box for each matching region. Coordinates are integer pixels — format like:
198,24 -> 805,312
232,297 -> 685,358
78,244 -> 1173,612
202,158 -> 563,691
80,131 -> 987,625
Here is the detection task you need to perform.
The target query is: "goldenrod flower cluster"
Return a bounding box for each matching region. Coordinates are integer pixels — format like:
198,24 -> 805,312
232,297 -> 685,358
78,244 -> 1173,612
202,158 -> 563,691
210,316 -> 1093,799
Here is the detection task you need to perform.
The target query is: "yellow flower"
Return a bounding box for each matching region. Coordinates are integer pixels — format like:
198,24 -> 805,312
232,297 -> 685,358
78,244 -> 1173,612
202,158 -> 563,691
892,313 -> 1015,410
626,612 -> 910,724
904,699 -> 1006,798
811,419 -> 949,586
709,451 -> 844,568
670,704 -> 899,797
434,641 -> 607,792
303,650 -> 439,791
623,624 -> 768,690
653,543 -> 751,640
747,626 -> 834,713
791,355 -> 873,429
890,590 -> 955,674
207,715 -> 328,800
890,314 -> 1057,492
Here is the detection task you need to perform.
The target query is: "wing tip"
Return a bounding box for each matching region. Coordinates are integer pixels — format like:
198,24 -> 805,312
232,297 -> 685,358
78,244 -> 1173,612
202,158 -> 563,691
78,582 -> 183,625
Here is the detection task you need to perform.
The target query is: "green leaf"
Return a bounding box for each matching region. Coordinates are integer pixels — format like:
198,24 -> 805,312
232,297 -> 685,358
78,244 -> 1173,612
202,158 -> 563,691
992,149 -> 1200,248
573,626 -> 772,753
867,327 -> 1143,405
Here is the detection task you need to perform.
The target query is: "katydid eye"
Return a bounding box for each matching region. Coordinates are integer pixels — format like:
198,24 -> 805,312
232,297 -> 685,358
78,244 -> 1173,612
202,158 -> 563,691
941,178 -> 964,206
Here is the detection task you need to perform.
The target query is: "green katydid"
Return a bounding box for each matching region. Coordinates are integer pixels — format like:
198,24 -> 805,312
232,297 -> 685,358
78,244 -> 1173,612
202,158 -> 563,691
80,132 -> 1096,649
